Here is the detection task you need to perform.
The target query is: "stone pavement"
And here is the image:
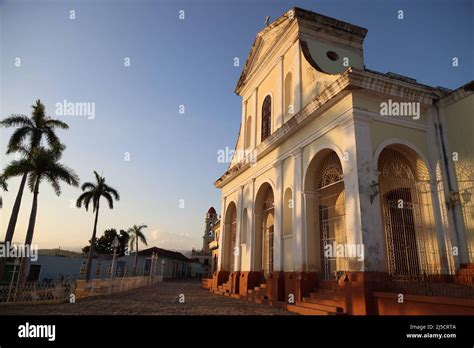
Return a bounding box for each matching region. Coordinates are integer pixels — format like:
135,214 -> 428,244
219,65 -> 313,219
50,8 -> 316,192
0,280 -> 293,315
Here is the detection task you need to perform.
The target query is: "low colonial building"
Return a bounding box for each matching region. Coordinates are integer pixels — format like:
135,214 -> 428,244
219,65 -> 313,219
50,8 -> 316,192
8,246 -> 192,283
211,7 -> 474,315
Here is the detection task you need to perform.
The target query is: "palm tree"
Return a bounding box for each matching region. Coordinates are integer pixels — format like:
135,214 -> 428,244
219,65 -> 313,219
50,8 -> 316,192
0,175 -> 7,192
127,224 -> 148,276
2,145 -> 79,282
76,171 -> 120,281
0,174 -> 7,210
0,100 -> 69,278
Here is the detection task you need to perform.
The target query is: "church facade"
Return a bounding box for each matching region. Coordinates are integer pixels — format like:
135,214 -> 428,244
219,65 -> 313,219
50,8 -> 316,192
211,8 -> 474,314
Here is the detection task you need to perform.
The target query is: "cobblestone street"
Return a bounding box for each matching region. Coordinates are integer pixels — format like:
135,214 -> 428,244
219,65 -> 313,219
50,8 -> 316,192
0,280 -> 293,315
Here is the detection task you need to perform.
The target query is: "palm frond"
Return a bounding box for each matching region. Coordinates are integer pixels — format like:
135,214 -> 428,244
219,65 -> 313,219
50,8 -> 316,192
0,175 -> 8,191
6,127 -> 32,154
76,191 -> 93,210
81,182 -> 96,192
104,184 -> 120,201
45,173 -> 61,196
51,163 -> 79,188
101,192 -> 114,209
138,232 -> 148,246
0,115 -> 33,128
27,172 -> 38,192
2,159 -> 32,178
44,118 -> 69,130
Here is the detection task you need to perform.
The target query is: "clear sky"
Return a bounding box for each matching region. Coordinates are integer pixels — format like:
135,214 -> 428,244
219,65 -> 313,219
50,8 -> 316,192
0,0 -> 472,252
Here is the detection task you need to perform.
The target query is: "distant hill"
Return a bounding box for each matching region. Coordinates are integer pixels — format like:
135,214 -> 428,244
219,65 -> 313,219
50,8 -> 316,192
38,249 -> 82,258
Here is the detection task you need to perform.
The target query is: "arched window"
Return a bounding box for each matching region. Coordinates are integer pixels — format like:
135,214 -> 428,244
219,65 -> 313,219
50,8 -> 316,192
261,95 -> 271,142
284,72 -> 293,119
245,116 -> 252,149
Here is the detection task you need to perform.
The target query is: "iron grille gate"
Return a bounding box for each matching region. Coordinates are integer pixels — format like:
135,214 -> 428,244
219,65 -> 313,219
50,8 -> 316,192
262,189 -> 274,278
380,176 -> 440,280
316,152 -> 348,281
458,180 -> 474,263
318,180 -> 347,280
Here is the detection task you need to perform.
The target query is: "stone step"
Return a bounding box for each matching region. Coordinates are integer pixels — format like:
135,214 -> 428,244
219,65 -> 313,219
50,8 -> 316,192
287,304 -> 334,315
310,292 -> 344,301
254,295 -> 269,304
317,280 -> 339,290
314,288 -> 338,295
268,300 -> 287,309
309,293 -> 346,310
299,299 -> 343,313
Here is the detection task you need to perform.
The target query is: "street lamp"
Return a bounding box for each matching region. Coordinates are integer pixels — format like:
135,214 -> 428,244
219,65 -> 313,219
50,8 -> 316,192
111,236 -> 119,280
461,189 -> 472,204
369,180 -> 379,204
109,236 -> 119,294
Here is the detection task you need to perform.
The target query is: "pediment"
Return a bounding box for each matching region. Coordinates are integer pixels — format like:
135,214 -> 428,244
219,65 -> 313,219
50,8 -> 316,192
235,13 -> 294,94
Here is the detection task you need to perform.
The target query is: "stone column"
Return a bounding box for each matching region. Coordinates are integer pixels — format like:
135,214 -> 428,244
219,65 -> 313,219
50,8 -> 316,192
249,178 -> 256,270
241,100 -> 247,150
292,147 -> 304,271
342,116 -> 385,271
436,107 -> 469,266
273,160 -> 283,271
217,196 -> 227,271
234,186 -> 244,271
429,178 -> 449,273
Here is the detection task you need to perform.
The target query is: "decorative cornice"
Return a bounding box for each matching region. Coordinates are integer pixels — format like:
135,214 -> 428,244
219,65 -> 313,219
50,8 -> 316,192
436,81 -> 474,108
215,67 -> 442,189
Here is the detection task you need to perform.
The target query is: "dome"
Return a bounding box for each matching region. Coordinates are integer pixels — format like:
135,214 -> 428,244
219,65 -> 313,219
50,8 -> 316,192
207,207 -> 217,215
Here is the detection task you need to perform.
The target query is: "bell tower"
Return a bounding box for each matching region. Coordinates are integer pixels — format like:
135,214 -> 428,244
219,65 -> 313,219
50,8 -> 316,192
203,207 -> 218,253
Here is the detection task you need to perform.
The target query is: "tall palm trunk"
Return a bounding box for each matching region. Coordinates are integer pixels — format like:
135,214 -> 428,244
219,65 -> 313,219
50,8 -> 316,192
85,202 -> 100,282
0,173 -> 27,280
18,177 -> 40,284
133,238 -> 138,276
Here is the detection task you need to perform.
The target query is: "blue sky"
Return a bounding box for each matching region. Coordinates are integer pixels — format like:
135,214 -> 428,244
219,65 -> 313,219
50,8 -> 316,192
0,0 -> 472,252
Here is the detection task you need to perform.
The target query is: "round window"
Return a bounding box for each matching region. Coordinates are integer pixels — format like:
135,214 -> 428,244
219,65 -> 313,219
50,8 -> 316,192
326,51 -> 339,61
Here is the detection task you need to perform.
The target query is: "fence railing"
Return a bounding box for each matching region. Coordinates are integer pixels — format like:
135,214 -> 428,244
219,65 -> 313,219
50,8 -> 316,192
356,269 -> 474,300
0,281 -> 75,304
0,275 -> 162,304
75,276 -> 161,299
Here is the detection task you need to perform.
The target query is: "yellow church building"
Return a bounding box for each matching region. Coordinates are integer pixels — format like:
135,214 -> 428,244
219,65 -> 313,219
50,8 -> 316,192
211,7 -> 473,315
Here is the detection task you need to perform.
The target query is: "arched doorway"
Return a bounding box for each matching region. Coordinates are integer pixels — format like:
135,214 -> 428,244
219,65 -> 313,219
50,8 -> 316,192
254,183 -> 274,278
316,152 -> 347,280
304,149 -> 347,278
378,146 -> 440,279
224,202 -> 237,272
